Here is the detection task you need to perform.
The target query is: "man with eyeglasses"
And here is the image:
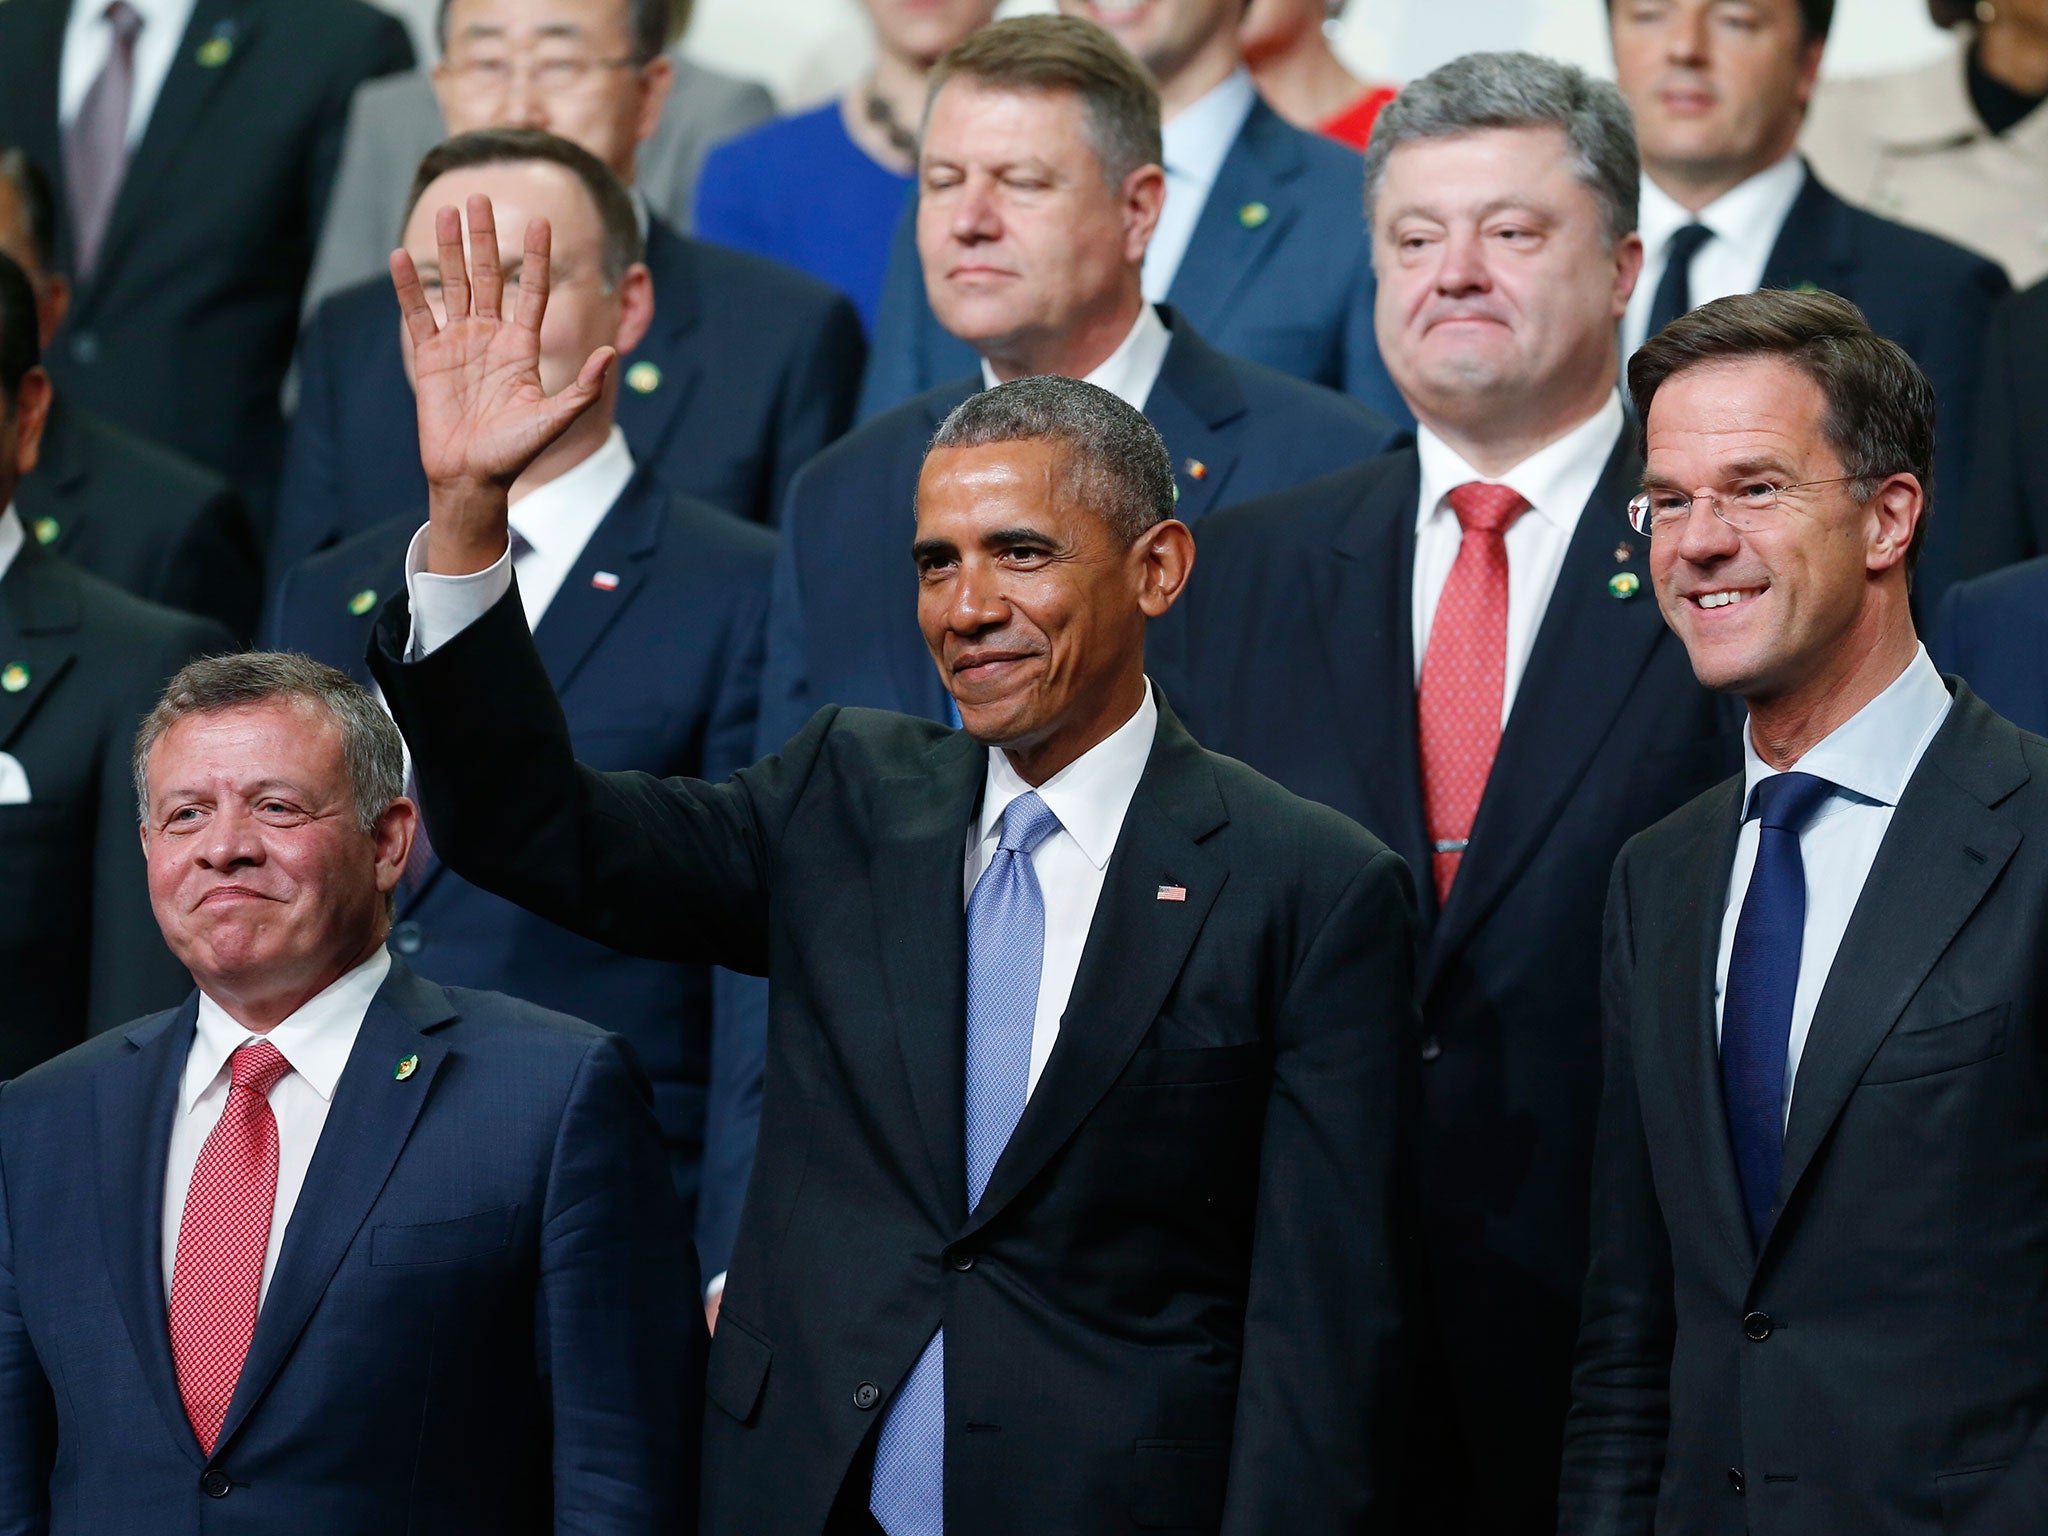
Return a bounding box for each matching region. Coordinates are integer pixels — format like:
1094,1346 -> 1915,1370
270,0 -> 865,584
1562,286 -> 2048,1536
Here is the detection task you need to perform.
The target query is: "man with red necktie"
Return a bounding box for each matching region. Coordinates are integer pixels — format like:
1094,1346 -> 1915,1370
0,650 -> 701,1532
1168,50 -> 1742,1535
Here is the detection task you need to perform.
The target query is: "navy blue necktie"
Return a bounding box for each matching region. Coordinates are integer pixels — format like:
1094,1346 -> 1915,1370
1646,222 -> 1714,341
1721,771 -> 1837,1247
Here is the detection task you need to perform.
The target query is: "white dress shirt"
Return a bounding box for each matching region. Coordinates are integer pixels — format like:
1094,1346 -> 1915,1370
1623,155 -> 1809,355
403,426 -> 634,655
0,505 -> 24,584
969,683 -> 1158,1096
60,0 -> 198,146
1411,392 -> 1625,721
979,302 -> 1173,414
1144,69 -> 1258,304
1714,646 -> 1952,1126
161,947 -> 392,1306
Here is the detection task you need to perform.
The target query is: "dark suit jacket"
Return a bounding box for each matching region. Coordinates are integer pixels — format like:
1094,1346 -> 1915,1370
856,98 -> 1402,423
368,585 -> 1419,1535
0,960 -> 701,1534
0,542 -> 232,1080
1165,437 -> 1740,1535
1561,686 -> 2048,1536
1955,278 -> 2048,578
0,0 -> 415,519
19,396 -> 260,642
1759,168 -> 2010,608
269,469 -> 773,1255
1930,556 -> 2048,735
269,217 -> 863,586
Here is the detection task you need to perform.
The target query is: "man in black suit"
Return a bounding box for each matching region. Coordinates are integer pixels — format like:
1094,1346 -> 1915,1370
0,0 -> 415,522
270,0 -> 864,584
1955,278 -> 2048,576
1561,288 -> 2048,1535
0,147 -> 258,641
1609,0 -> 2009,610
270,125 -> 773,1272
0,251 -> 232,1076
1169,54 -> 1738,1535
368,190 -> 1418,1533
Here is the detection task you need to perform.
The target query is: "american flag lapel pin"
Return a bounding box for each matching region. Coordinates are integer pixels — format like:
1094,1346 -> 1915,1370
1156,883 -> 1187,902
590,570 -> 621,592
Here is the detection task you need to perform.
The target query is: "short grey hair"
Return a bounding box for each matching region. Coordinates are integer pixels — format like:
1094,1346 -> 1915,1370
133,653 -> 405,834
927,374 -> 1175,545
1363,51 -> 1640,247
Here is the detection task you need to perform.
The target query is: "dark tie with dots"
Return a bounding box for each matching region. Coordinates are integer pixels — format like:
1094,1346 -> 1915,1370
1645,222 -> 1714,342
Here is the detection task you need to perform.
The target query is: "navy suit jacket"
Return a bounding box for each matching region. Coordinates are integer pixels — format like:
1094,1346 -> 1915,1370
269,216 -> 862,586
1956,278 -> 2048,578
1931,555 -> 2048,736
855,97 -> 1402,423
269,469 -> 773,1265
1759,168 -> 2009,609
1162,437 -> 1741,1535
0,960 -> 701,1535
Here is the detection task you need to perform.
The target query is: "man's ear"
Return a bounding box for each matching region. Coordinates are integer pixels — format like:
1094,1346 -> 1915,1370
635,54 -> 676,149
11,366 -> 51,479
611,261 -> 656,359
1865,471 -> 1923,575
1135,517 -> 1196,619
1122,164 -> 1168,267
373,796 -> 421,896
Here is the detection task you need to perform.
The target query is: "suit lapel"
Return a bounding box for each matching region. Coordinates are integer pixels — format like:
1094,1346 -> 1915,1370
0,542 -> 84,752
1166,101 -> 1310,336
872,730 -> 986,1222
1768,693 -> 2026,1250
1758,165 -> 1850,298
94,1000 -> 202,1464
528,471 -> 660,696
965,705 -> 1229,1235
613,223 -> 705,468
1141,313 -> 1247,526
212,963 -> 456,1456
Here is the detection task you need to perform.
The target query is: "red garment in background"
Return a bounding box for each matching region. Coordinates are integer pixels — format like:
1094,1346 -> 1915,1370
1321,85 -> 1398,150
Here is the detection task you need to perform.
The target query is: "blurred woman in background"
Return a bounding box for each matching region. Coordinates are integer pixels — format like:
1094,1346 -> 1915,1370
1240,0 -> 1395,148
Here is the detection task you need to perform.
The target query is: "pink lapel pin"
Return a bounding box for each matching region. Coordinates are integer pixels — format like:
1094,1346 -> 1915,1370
590,571 -> 620,591
1156,884 -> 1187,902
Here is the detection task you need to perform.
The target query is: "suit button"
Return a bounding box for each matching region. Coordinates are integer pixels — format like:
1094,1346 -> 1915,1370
1742,1310 -> 1773,1341
391,919 -> 423,956
1419,1036 -> 1442,1063
200,1470 -> 231,1499
853,1382 -> 881,1411
1727,1468 -> 1744,1494
70,331 -> 99,364
947,1249 -> 974,1272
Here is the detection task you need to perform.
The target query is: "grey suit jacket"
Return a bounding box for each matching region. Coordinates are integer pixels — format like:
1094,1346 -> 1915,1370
302,52 -> 775,314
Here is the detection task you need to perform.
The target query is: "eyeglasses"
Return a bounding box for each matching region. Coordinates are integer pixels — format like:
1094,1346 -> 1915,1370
441,52 -> 641,104
1626,475 -> 1872,537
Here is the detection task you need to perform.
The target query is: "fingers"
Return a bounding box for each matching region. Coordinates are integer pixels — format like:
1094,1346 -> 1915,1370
513,216 -> 551,336
467,193 -> 504,321
435,204 -> 469,321
389,248 -> 440,352
536,344 -> 616,437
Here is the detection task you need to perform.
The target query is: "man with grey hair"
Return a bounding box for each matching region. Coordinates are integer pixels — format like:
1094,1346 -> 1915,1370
1171,49 -> 1738,1534
367,186 -> 1420,1531
0,648 -> 702,1532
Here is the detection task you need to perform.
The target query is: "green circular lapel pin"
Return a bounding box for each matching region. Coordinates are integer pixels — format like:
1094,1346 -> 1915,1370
31,516 -> 58,546
626,361 -> 663,394
2,663 -> 28,694
1609,571 -> 1642,600
347,589 -> 377,617
196,21 -> 237,68
394,1053 -> 420,1082
1238,201 -> 1270,230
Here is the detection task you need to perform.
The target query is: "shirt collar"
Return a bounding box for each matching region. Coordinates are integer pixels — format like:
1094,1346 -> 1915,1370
978,303 -> 1172,413
1414,390 -> 1625,535
977,682 -> 1160,872
1162,68 -> 1257,187
1740,644 -> 1953,818
508,425 -> 634,566
0,504 -> 24,584
185,947 -> 393,1113
1639,154 -> 1807,267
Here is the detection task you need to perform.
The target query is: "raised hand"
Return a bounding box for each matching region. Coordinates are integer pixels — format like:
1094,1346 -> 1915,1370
389,194 -> 614,573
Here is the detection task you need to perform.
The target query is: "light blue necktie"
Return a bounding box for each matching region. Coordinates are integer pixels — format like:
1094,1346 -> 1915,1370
871,790 -> 1061,1536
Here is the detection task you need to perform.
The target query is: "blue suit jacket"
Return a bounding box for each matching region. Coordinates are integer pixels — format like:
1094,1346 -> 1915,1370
269,216 -> 862,587
1930,555 -> 2048,736
855,98 -> 1401,423
270,469 -> 772,1266
0,960 -> 700,1535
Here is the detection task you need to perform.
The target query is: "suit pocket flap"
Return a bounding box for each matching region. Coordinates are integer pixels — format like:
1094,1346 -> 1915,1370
707,1313 -> 772,1425
1861,1004 -> 2008,1084
1129,1439 -> 1229,1529
370,1204 -> 519,1265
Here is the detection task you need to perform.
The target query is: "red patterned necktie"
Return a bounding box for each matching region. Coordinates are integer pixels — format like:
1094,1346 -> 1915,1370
1416,481 -> 1530,904
168,1040 -> 293,1454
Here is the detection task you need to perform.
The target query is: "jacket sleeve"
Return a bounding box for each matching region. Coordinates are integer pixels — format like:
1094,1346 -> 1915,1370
1956,296 -> 2041,580
1907,252 -> 2011,610
160,484 -> 262,646
1220,846 -> 1420,1534
1555,851 -> 1672,1536
0,1099 -> 55,1536
763,295 -> 864,529
269,304 -> 350,598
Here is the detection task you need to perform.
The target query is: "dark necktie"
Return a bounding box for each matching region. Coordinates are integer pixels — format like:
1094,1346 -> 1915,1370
63,0 -> 144,281
1720,771 -> 1837,1248
1645,222 -> 1714,342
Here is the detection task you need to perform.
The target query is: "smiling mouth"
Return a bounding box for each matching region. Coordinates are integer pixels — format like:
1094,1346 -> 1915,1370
1692,587 -> 1763,610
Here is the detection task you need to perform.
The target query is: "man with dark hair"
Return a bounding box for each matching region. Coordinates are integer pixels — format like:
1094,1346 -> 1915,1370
368,194 -> 1418,1534
271,0 -> 863,584
0,0 -> 415,522
1170,50 -> 1737,1536
1562,287 -> 2048,1535
1608,0 -> 2008,610
0,649 -> 701,1533
271,127 -> 774,1277
0,247 -> 232,1076
857,0 -> 1400,420
0,147 -> 258,640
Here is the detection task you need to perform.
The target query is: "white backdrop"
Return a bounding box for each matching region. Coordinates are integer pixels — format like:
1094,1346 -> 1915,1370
377,0 -> 1953,107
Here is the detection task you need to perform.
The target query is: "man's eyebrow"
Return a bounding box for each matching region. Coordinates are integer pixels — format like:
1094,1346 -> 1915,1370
981,526 -> 1059,548
910,536 -> 957,563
